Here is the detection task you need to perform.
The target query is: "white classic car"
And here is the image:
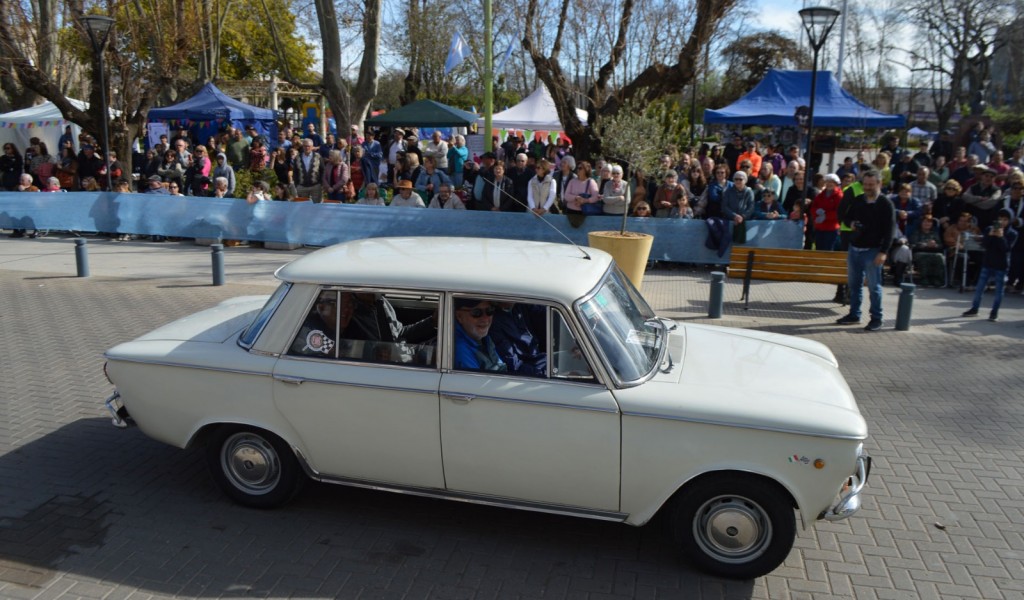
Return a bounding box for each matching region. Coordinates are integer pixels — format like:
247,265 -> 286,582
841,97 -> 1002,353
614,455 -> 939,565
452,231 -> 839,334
103,237 -> 870,579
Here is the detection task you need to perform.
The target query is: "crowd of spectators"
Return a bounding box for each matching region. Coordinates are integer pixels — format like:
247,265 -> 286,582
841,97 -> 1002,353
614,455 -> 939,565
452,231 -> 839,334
1,120 -> 1020,297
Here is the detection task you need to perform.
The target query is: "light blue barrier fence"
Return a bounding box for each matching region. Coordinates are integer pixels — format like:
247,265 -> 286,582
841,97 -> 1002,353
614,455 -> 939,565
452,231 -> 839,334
0,193 -> 802,263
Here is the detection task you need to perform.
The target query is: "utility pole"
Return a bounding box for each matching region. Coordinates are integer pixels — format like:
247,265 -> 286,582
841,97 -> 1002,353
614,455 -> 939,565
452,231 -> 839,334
483,0 -> 493,152
836,0 -> 849,86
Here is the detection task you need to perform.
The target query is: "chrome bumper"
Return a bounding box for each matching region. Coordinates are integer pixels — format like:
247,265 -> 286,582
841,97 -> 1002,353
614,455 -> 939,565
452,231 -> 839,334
823,452 -> 871,522
104,391 -> 132,428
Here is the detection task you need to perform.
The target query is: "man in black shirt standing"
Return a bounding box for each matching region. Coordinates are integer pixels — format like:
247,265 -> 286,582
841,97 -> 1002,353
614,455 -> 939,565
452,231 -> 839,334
836,170 -> 896,331
722,135 -> 743,176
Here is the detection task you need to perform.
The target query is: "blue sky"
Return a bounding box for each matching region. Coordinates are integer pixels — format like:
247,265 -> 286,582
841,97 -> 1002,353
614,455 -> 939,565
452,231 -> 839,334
752,0 -> 805,35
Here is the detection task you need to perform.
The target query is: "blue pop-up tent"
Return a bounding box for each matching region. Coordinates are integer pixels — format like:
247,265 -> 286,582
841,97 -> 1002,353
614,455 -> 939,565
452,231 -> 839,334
704,69 -> 906,128
148,82 -> 278,145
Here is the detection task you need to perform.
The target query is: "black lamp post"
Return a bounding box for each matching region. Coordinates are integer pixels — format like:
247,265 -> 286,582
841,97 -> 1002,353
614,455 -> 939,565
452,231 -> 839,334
799,6 -> 840,193
82,15 -> 115,191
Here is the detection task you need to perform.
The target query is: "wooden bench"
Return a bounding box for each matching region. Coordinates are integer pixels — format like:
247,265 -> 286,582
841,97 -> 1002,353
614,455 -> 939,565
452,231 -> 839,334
727,248 -> 848,309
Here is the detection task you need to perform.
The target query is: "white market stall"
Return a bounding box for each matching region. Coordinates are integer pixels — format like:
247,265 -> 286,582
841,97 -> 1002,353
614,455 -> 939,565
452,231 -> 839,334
0,99 -> 86,154
480,85 -> 587,137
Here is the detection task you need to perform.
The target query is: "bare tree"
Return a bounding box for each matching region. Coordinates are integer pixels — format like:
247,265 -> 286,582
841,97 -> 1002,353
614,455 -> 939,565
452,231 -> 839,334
522,0 -> 739,159
0,0 -> 198,174
839,0 -> 904,110
0,0 -> 64,111
906,0 -> 1007,133
264,0 -> 381,127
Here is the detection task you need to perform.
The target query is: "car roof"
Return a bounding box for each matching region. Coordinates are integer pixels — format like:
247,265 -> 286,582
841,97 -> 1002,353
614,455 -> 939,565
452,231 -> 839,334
274,237 -> 614,303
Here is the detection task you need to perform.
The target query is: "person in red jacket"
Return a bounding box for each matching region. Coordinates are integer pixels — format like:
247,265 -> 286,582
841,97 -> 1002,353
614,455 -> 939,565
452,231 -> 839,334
811,173 -> 844,251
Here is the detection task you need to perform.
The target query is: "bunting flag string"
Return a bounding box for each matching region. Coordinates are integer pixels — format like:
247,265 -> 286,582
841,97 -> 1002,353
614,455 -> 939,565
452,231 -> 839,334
0,119 -> 69,129
151,117 -> 227,129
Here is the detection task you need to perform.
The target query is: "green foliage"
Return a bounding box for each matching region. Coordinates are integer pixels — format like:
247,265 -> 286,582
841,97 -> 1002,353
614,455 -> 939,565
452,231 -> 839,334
601,106 -> 668,175
599,97 -> 670,233
985,104 -> 1024,149
233,166 -> 279,198
219,0 -> 315,81
645,97 -> 690,151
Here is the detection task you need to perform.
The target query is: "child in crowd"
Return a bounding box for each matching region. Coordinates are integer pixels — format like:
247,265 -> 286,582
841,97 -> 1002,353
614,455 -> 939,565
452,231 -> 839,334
962,209 -> 1017,322
668,196 -> 693,219
789,200 -> 806,233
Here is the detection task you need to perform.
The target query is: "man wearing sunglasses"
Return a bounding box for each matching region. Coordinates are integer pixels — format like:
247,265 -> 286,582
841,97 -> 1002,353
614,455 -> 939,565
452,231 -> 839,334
453,298 -> 506,372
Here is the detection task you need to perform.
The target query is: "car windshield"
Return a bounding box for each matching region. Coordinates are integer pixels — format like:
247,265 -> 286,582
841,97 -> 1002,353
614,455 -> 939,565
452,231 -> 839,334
577,268 -> 660,383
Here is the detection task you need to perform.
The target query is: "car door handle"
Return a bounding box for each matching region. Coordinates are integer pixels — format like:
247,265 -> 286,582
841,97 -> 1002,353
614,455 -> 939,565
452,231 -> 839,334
442,393 -> 474,404
274,375 -> 305,386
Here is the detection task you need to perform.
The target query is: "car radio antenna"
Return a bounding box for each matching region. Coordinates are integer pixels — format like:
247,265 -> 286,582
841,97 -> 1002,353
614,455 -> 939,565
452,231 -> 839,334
487,171 -> 593,261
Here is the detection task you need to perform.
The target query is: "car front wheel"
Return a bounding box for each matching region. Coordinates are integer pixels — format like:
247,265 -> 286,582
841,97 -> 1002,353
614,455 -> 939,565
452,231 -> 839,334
206,426 -> 304,508
671,474 -> 796,579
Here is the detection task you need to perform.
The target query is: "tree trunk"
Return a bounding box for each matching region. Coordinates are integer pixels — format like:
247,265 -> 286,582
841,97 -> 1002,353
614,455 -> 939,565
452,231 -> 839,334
314,0 -> 350,129
400,0 -> 421,104
351,0 -> 382,126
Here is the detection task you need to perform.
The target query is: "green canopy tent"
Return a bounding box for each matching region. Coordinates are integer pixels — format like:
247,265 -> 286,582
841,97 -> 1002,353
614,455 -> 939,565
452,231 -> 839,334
364,100 -> 479,127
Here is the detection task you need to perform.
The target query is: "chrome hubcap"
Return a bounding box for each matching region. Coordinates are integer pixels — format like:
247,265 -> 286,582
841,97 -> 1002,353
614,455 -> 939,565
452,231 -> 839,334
222,432 -> 281,495
694,495 -> 771,562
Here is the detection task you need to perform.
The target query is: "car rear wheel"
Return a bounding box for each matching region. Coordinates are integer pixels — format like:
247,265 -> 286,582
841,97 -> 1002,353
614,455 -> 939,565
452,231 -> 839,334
670,474 -> 796,579
206,426 -> 304,508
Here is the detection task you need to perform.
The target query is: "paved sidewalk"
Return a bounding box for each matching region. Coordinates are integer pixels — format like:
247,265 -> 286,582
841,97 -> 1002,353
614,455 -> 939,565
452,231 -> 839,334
2,234 -> 1021,336
0,234 -> 1023,599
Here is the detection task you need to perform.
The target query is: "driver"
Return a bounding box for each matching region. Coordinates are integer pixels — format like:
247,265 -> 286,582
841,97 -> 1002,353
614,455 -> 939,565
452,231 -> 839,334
489,302 -> 546,376
453,298 -> 507,372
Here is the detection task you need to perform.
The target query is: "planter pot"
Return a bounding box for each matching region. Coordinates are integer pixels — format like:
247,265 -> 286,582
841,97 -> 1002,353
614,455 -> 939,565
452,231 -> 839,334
587,231 -> 654,290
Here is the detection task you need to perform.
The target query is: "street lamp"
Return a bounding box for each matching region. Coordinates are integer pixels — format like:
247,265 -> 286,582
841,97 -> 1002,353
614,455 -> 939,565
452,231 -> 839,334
799,6 -> 840,190
82,14 -> 115,191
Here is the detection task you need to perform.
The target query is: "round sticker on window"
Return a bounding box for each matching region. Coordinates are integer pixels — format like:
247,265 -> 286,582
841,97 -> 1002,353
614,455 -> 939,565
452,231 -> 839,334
304,329 -> 335,354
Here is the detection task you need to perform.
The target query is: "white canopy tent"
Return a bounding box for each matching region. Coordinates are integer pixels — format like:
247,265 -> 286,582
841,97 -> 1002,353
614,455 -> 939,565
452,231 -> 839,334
480,85 -> 588,131
0,99 -> 87,155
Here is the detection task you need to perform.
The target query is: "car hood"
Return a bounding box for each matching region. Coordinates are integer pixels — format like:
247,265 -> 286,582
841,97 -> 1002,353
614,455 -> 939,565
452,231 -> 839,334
120,296 -> 269,345
616,323 -> 867,440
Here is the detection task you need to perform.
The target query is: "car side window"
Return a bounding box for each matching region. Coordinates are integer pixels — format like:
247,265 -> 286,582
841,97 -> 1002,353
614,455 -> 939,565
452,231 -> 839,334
289,289 -> 342,358
450,297 -> 593,382
288,289 -> 438,367
550,310 -> 595,382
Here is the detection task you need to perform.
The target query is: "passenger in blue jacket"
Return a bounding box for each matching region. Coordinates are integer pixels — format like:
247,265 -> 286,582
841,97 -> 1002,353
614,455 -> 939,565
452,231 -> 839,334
453,298 -> 506,372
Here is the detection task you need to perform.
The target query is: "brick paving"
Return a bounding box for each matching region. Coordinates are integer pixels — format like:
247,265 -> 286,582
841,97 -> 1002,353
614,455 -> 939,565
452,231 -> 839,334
0,238 -> 1022,599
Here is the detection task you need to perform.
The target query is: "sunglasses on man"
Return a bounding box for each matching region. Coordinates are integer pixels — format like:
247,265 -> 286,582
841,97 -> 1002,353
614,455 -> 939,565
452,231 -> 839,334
459,306 -> 495,318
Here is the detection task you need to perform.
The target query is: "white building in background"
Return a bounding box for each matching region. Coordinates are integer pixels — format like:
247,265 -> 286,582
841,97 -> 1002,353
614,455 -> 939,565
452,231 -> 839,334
869,87 -> 957,129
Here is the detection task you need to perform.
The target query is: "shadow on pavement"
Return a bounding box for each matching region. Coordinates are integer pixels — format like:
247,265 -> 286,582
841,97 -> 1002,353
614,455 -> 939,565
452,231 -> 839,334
0,418 -> 757,598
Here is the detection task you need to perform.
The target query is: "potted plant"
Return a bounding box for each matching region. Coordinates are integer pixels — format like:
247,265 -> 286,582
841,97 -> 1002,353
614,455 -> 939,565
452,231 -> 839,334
586,101 -> 666,289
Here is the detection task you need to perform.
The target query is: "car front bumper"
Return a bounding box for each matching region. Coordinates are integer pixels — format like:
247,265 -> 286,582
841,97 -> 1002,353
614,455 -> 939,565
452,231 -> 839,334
105,390 -> 132,428
822,450 -> 871,522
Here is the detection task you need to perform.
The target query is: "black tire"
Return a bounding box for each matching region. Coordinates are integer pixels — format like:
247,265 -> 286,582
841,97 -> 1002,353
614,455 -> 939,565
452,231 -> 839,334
670,474 -> 796,579
206,425 -> 305,508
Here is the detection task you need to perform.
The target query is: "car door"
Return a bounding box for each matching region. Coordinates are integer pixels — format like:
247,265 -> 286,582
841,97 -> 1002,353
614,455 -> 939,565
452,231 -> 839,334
272,288 -> 445,489
439,301 -> 620,512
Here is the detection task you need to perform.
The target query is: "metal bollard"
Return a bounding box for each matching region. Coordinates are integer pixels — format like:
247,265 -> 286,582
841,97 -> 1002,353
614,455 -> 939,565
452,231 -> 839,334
74,238 -> 90,277
211,243 -> 225,286
895,282 -> 915,331
709,271 -> 725,319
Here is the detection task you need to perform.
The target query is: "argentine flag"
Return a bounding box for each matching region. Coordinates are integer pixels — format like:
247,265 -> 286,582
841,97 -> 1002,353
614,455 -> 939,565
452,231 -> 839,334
444,32 -> 471,75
